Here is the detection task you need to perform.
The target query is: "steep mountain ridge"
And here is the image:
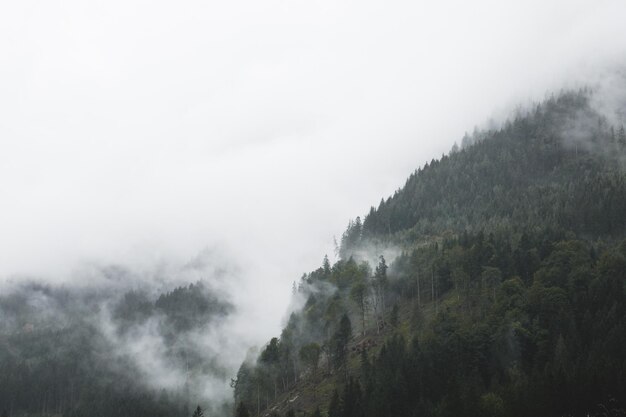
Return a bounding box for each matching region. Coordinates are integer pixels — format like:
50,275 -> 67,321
233,89 -> 626,417
355,91 -> 626,244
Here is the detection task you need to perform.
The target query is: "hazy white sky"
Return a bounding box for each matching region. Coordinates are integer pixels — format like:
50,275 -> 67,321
1,0 -> 626,341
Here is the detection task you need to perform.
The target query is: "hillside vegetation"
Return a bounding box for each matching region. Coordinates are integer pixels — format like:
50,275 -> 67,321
0,281 -> 232,417
232,90 -> 626,417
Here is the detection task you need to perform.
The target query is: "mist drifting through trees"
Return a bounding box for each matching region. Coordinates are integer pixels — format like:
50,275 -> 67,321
2,1 -> 626,417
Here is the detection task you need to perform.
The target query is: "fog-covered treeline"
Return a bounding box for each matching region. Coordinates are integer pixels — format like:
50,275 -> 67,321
0,271 -> 232,417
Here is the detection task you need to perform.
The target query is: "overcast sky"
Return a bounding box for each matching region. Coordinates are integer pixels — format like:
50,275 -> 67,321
2,0 -> 626,342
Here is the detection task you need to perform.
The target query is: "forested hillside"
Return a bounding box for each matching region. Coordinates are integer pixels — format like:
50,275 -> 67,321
232,90 -> 626,417
352,91 -> 626,245
0,280 -> 232,417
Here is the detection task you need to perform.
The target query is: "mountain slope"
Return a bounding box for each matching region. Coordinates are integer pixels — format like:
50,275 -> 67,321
233,89 -> 626,417
357,91 -> 626,244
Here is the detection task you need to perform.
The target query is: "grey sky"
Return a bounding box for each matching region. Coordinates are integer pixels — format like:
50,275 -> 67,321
1,0 -> 626,345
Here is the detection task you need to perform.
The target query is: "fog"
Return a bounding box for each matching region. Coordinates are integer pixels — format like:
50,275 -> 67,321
1,0 -> 626,408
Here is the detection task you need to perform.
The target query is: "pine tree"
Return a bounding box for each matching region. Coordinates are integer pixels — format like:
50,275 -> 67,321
373,255 -> 389,326
332,314 -> 352,373
236,402 -> 250,417
342,377 -> 364,417
192,405 -> 204,417
328,389 -> 341,417
323,254 -> 332,278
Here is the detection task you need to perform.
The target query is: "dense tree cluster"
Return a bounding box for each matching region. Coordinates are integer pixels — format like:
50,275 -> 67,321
234,90 -> 626,417
353,232 -> 626,417
359,91 -> 626,246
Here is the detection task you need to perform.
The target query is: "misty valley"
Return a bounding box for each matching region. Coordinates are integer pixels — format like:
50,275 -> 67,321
1,89 -> 626,417
0,277 -> 233,417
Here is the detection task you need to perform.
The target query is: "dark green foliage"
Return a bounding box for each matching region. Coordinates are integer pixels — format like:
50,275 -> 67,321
261,337 -> 281,364
340,217 -> 363,259
342,377 -> 364,417
339,233 -> 626,417
235,402 -> 250,417
324,378 -> 365,417
328,390 -> 341,417
331,314 -> 352,371
155,282 -> 232,332
192,405 -> 204,417
359,91 -> 626,244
